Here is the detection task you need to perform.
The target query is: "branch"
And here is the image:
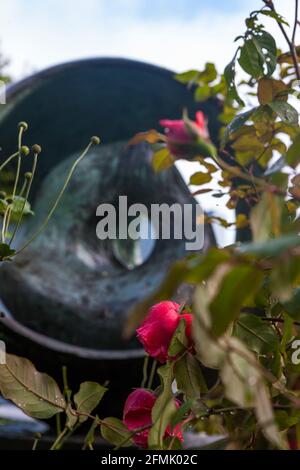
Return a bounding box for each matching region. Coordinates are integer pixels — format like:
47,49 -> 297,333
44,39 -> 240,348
268,0 -> 300,80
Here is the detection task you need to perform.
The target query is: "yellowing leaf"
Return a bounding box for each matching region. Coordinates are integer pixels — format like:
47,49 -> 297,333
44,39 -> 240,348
128,129 -> 166,146
152,148 -> 175,172
189,172 -> 212,185
236,214 -> 249,229
258,78 -> 288,105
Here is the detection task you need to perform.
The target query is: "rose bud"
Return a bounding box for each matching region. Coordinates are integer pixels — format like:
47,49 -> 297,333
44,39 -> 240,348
123,388 -> 183,448
136,301 -> 193,363
159,111 -> 216,159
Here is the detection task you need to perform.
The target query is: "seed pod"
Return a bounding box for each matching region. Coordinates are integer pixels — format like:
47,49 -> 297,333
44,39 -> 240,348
91,136 -> 101,145
31,144 -> 42,154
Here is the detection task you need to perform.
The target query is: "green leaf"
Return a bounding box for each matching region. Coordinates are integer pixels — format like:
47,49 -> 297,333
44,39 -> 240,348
224,58 -> 245,106
260,10 -> 289,26
194,84 -> 211,102
269,101 -> 298,125
175,354 -> 207,400
221,338 -> 282,447
100,417 -> 132,448
0,199 -> 8,213
152,148 -> 175,172
189,172 -> 212,185
148,365 -> 176,449
84,415 -> 99,449
221,108 -> 256,147
193,285 -> 228,369
233,313 -> 278,354
239,234 -> 300,257
66,404 -> 78,429
163,436 -> 183,450
74,381 -> 107,423
209,265 -> 264,338
168,318 -> 188,357
252,31 -> 277,77
197,62 -> 218,83
10,196 -> 33,217
0,243 -> 15,260
221,338 -> 260,407
283,287 -> 300,320
286,133 -> 300,168
250,192 -> 283,242
239,39 -> 264,78
0,353 -> 65,419
275,410 -> 299,431
171,400 -> 194,427
175,70 -> 200,84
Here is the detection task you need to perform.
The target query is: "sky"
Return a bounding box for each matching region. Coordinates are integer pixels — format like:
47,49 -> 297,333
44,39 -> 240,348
2,0 -> 293,80
0,0 -> 297,246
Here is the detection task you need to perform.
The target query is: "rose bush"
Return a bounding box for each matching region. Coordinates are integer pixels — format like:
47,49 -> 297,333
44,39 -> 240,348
136,301 -> 193,363
123,388 -> 183,448
1,0 -> 300,452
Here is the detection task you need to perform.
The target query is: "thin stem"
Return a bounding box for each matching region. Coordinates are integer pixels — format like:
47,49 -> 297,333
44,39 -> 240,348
4,126 -> 25,242
4,154 -> 21,236
50,427 -> 68,450
213,152 -> 284,196
113,423 -> 152,450
56,413 -> 62,437
0,152 -> 19,172
1,208 -> 8,243
292,0 -> 299,43
261,316 -> 300,327
269,0 -> 300,80
9,153 -> 38,245
19,177 -> 28,198
147,359 -> 157,389
9,141 -> 94,258
32,433 -> 41,451
141,355 -> 149,388
62,365 -> 72,404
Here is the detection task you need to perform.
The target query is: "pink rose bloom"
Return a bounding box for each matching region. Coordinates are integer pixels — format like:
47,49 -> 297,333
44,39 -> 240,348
136,301 -> 193,363
160,111 -> 209,156
123,388 -> 183,448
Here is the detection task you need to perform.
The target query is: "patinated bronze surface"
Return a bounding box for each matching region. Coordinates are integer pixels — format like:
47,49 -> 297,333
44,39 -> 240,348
0,59 -> 219,390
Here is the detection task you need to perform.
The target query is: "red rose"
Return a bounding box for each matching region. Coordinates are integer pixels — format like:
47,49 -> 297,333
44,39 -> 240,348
160,111 -> 210,157
123,388 -> 183,448
136,301 -> 193,363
